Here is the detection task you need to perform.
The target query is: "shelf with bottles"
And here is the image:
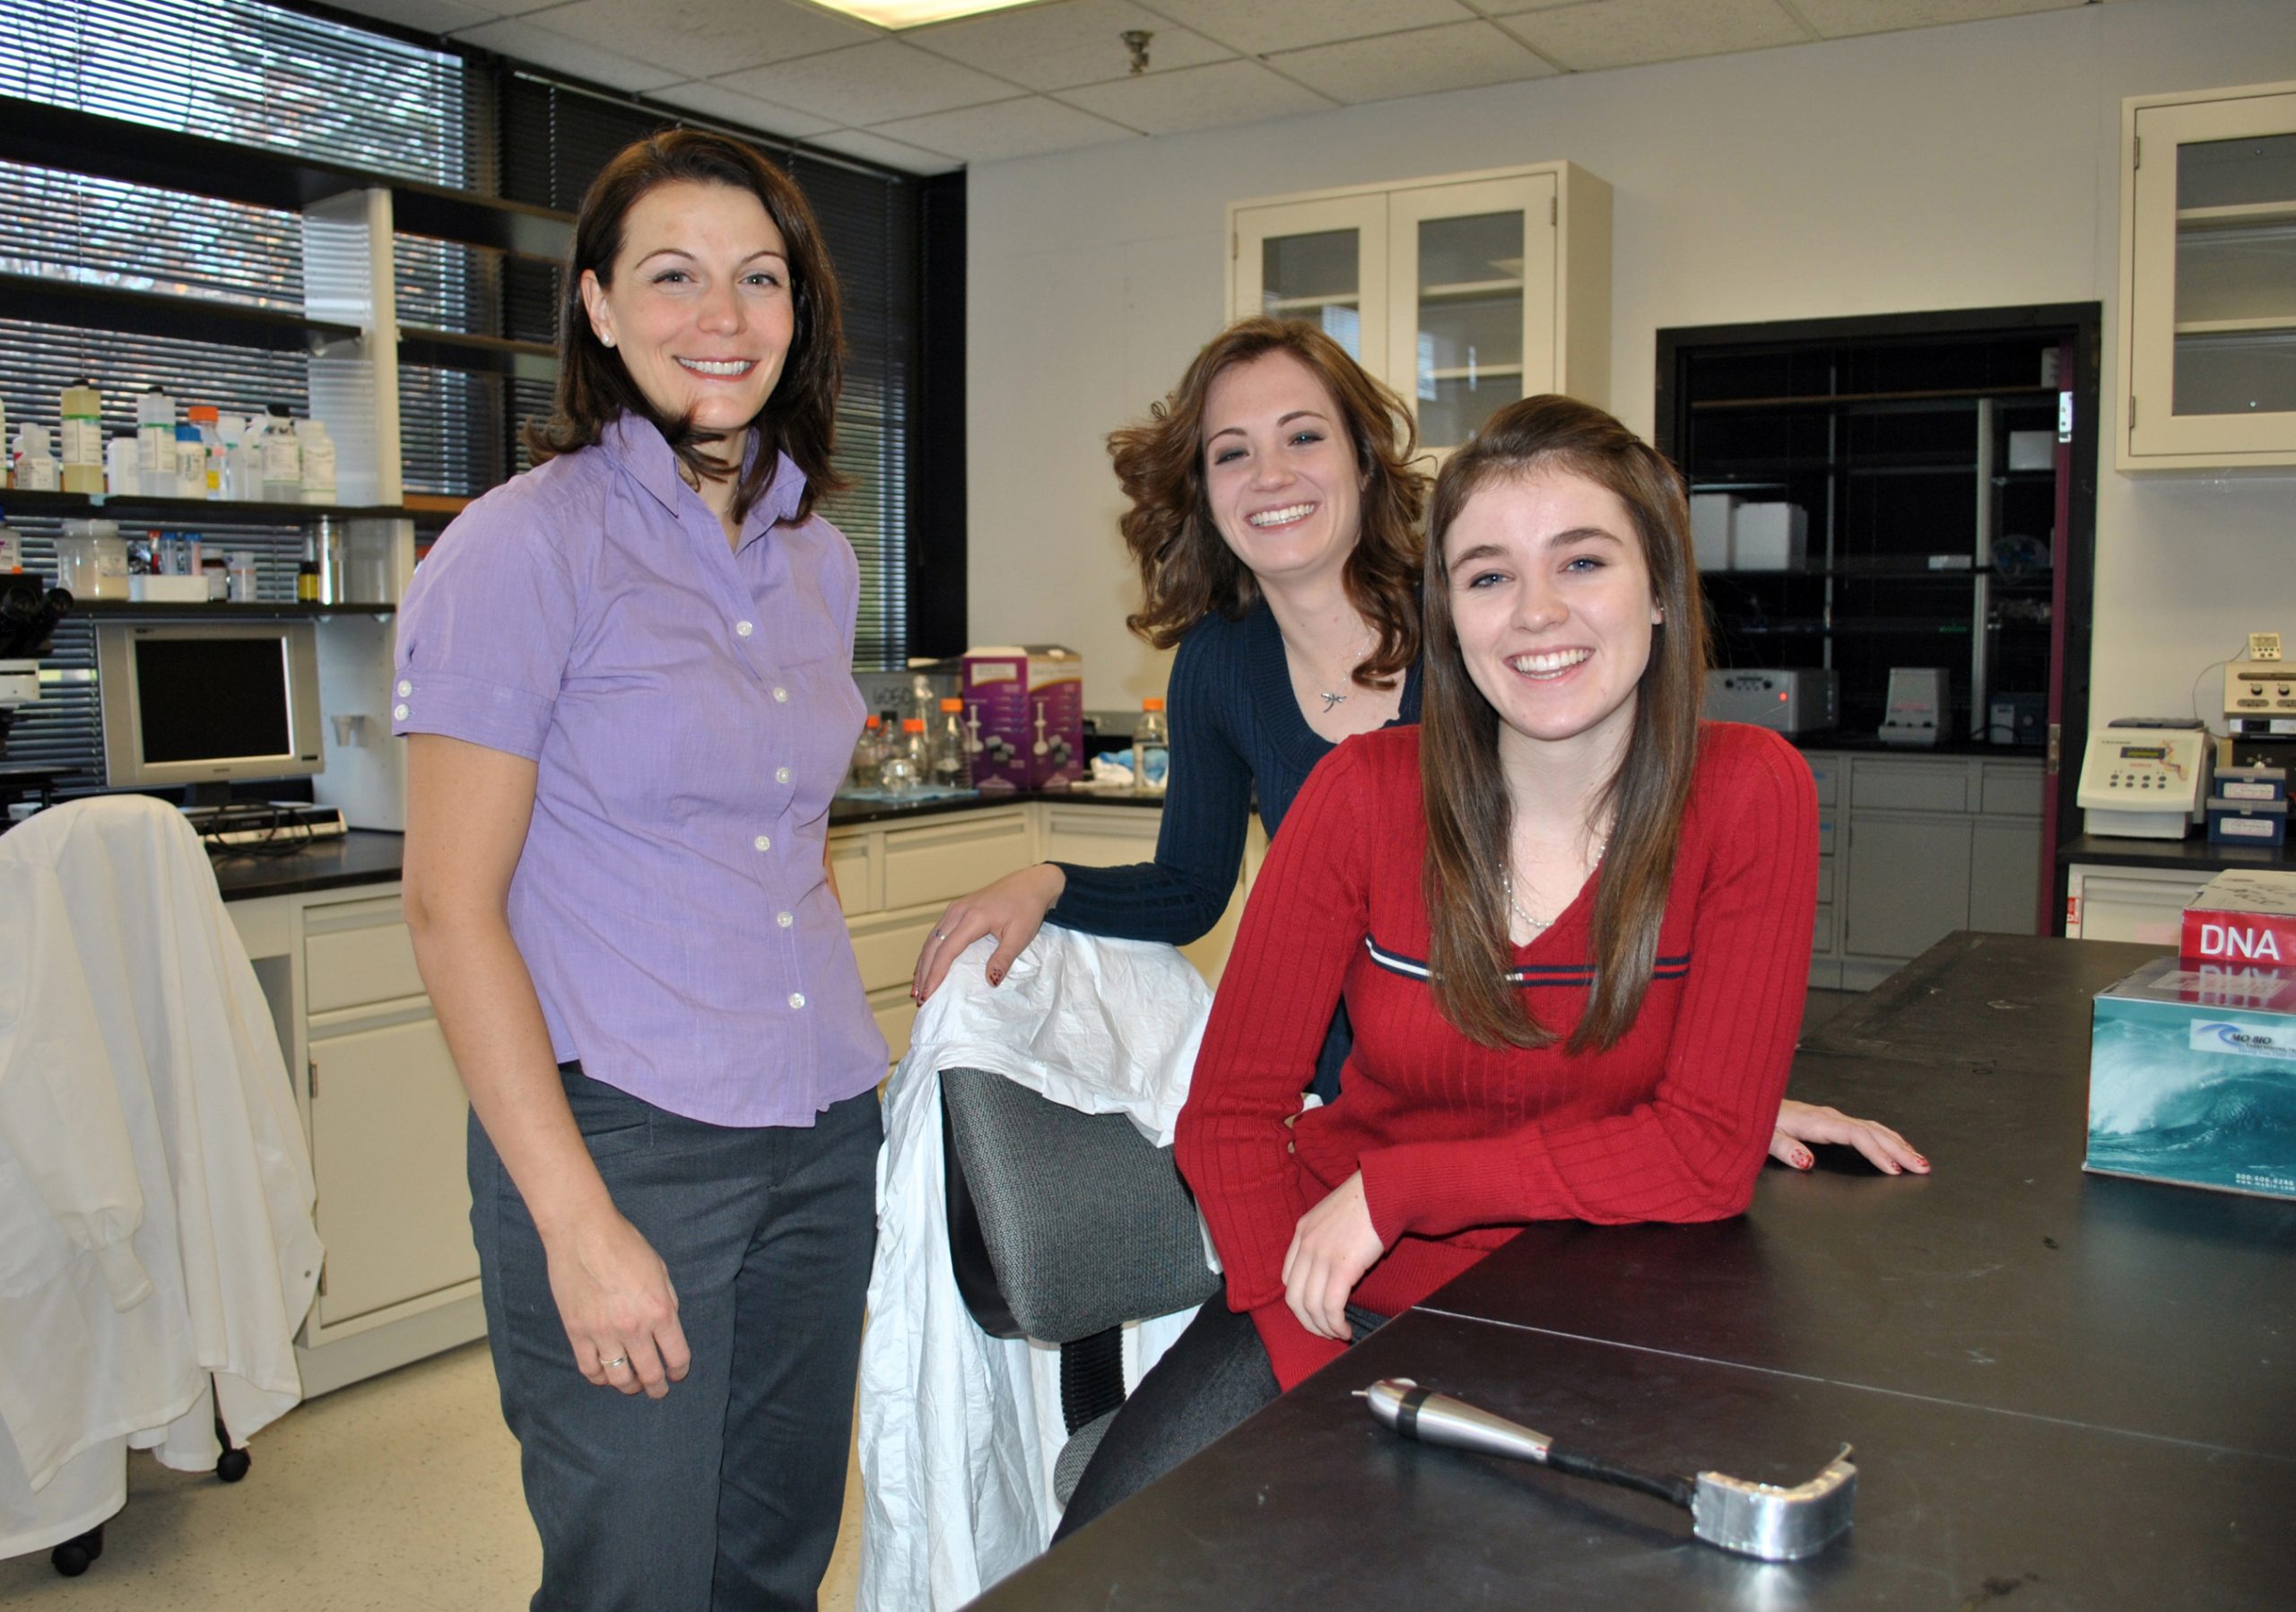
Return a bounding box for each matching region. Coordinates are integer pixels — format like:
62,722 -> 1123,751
0,488 -> 407,525
0,94 -> 573,265
65,599 -> 395,618
0,272 -> 362,355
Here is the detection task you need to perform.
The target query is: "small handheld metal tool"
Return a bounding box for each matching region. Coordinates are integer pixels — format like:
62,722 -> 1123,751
1359,1379 -> 1857,1562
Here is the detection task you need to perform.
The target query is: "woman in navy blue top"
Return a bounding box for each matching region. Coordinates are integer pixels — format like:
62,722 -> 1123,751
910,318 -> 1923,1168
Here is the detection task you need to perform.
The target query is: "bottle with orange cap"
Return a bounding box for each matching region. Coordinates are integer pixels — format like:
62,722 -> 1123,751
933,697 -> 970,790
1132,697 -> 1169,795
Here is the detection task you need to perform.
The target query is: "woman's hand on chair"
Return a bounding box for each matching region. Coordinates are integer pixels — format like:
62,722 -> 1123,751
911,862 -> 1066,1002
1283,1172 -> 1385,1341
1770,1098 -> 1928,1175
544,1207 -> 692,1399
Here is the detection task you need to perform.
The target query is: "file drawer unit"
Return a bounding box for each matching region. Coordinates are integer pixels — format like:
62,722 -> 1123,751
1802,751 -> 2045,991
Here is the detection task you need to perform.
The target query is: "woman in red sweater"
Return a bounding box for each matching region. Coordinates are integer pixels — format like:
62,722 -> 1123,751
1058,391 -> 1842,1533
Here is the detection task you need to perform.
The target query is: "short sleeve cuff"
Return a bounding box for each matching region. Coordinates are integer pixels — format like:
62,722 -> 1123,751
389,667 -> 553,759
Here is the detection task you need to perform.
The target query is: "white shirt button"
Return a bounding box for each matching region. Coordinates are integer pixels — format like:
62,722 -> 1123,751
772,686 -> 788,702
753,834 -> 771,852
787,992 -> 806,1009
392,702 -> 409,720
396,680 -> 412,697
775,766 -> 790,784
735,621 -> 754,638
776,911 -> 794,928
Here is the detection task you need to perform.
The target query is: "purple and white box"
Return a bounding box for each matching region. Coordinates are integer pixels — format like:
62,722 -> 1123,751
961,645 -> 1083,790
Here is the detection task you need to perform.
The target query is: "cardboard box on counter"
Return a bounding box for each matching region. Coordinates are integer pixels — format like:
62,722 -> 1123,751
2182,868 -> 2296,964
961,645 -> 1083,790
2088,954 -> 2296,1202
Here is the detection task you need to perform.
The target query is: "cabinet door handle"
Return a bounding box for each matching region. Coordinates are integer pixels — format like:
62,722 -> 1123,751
309,1059 -> 318,1100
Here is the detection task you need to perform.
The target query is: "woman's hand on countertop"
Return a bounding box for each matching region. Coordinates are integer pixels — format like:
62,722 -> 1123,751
911,861 -> 1067,1002
1771,1098 -> 1929,1175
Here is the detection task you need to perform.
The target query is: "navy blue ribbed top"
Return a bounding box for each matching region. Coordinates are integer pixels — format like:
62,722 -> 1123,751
1049,599 -> 1423,944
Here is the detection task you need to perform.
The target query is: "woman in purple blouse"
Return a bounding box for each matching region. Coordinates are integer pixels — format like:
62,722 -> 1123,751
396,131 -> 882,1610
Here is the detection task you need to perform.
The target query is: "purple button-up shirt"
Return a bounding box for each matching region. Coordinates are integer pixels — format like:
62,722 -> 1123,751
392,414 -> 885,1127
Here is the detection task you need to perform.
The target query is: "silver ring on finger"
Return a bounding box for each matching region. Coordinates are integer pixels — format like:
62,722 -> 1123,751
600,1355 -> 628,1371
932,930 -> 947,940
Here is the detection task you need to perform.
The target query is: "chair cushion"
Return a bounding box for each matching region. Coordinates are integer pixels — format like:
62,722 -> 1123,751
1053,1407 -> 1119,1509
941,1067 -> 1219,1344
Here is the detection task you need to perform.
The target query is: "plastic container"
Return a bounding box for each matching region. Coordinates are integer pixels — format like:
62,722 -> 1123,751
227,550 -> 259,604
1132,696 -> 1170,794
0,508 -> 20,573
187,405 -> 222,495
55,518 -> 129,599
106,436 -> 139,496
14,423 -> 60,492
175,424 -> 207,498
261,407 -> 300,500
849,713 -> 886,790
300,418 -> 337,504
59,380 -> 103,494
879,718 -> 922,796
932,697 -> 970,789
137,386 -> 176,480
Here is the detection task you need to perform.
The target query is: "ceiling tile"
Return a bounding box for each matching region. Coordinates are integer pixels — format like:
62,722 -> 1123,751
1270,19 -> 1557,103
1790,0 -> 2086,39
1144,0 -> 1480,56
1057,57 -> 1332,137
905,0 -> 1232,91
806,126 -> 963,176
714,39 -> 1015,125
873,95 -> 1137,161
649,80 -> 839,139
450,17 -> 685,91
1496,0 -> 1811,73
322,0 -> 507,34
531,0 -> 879,80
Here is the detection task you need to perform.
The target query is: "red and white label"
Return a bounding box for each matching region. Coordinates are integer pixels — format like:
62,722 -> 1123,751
2184,912 -> 2296,964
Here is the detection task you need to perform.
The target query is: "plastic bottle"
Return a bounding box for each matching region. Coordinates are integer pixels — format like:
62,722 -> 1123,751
261,405 -> 300,500
297,532 -> 320,603
13,423 -> 59,492
137,385 -> 176,482
1132,696 -> 1170,794
227,550 -> 259,603
300,417 -> 337,504
848,713 -> 885,791
105,436 -> 139,496
175,424 -> 206,498
59,381 -> 103,494
220,414 -> 255,499
187,405 -> 222,494
933,697 -> 970,790
0,507 -> 20,573
0,398 -> 8,490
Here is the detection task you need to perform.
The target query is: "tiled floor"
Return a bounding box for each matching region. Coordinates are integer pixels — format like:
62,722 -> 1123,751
0,1342 -> 865,1611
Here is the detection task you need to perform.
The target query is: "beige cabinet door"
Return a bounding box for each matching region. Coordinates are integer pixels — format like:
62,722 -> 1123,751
1969,819 -> 2043,936
1233,193 -> 1389,367
1386,173 -> 1557,457
1843,813 -> 1973,962
309,1013 -> 480,1329
2125,87 -> 2296,465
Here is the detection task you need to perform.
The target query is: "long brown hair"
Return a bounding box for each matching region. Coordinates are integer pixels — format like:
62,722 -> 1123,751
1109,318 -> 1422,689
525,128 -> 848,527
1420,395 -> 1711,1052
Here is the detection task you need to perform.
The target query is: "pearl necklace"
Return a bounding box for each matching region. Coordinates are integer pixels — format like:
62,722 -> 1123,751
1503,835 -> 1609,936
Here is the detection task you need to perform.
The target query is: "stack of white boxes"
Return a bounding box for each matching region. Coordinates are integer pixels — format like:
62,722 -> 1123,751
1689,494 -> 1807,571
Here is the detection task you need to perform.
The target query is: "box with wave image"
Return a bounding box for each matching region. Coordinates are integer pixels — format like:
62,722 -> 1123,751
2089,956 -> 2296,1201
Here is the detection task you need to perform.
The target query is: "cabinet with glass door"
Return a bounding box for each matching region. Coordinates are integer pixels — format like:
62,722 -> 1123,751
2118,80 -> 2296,470
1229,163 -> 1610,457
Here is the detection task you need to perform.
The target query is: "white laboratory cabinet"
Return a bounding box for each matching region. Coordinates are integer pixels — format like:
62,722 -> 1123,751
1229,163 -> 1612,456
2063,863 -> 2217,944
2117,79 -> 2296,471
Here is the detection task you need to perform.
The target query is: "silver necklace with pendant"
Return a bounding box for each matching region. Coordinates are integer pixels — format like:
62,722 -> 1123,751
1291,623 -> 1375,714
1504,835 -> 1610,936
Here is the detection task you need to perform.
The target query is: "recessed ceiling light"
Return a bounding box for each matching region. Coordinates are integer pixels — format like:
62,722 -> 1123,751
808,0 -> 1045,28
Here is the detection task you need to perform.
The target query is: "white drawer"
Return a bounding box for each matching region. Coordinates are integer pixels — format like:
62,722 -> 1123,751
1805,753 -> 1840,807
846,907 -> 939,995
830,836 -> 877,915
1817,815 -> 1836,856
306,898 -> 426,1015
883,809 -> 1032,911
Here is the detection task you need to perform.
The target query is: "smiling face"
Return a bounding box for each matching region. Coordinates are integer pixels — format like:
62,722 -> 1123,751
578,179 -> 794,456
1199,350 -> 1364,589
1443,467 -> 1663,772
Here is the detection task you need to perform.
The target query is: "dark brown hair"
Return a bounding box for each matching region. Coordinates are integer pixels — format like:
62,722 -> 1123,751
525,128 -> 848,527
1420,394 -> 1711,1052
1109,318 -> 1422,689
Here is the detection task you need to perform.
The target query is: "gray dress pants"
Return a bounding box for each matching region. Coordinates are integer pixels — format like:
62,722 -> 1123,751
469,1063 -> 881,1612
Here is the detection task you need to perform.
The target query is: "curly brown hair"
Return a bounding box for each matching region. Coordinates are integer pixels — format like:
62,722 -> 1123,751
525,128 -> 848,527
1109,318 -> 1424,690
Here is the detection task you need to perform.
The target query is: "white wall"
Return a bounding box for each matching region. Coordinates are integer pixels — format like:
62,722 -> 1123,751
965,0 -> 2296,722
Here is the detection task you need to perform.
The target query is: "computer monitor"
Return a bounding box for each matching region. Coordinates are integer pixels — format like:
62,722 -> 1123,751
95,620 -> 324,799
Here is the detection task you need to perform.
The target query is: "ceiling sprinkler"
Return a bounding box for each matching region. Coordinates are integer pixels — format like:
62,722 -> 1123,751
1121,30 -> 1152,76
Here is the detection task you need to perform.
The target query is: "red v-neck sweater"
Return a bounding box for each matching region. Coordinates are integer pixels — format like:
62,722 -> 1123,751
1171,721 -> 1818,1389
